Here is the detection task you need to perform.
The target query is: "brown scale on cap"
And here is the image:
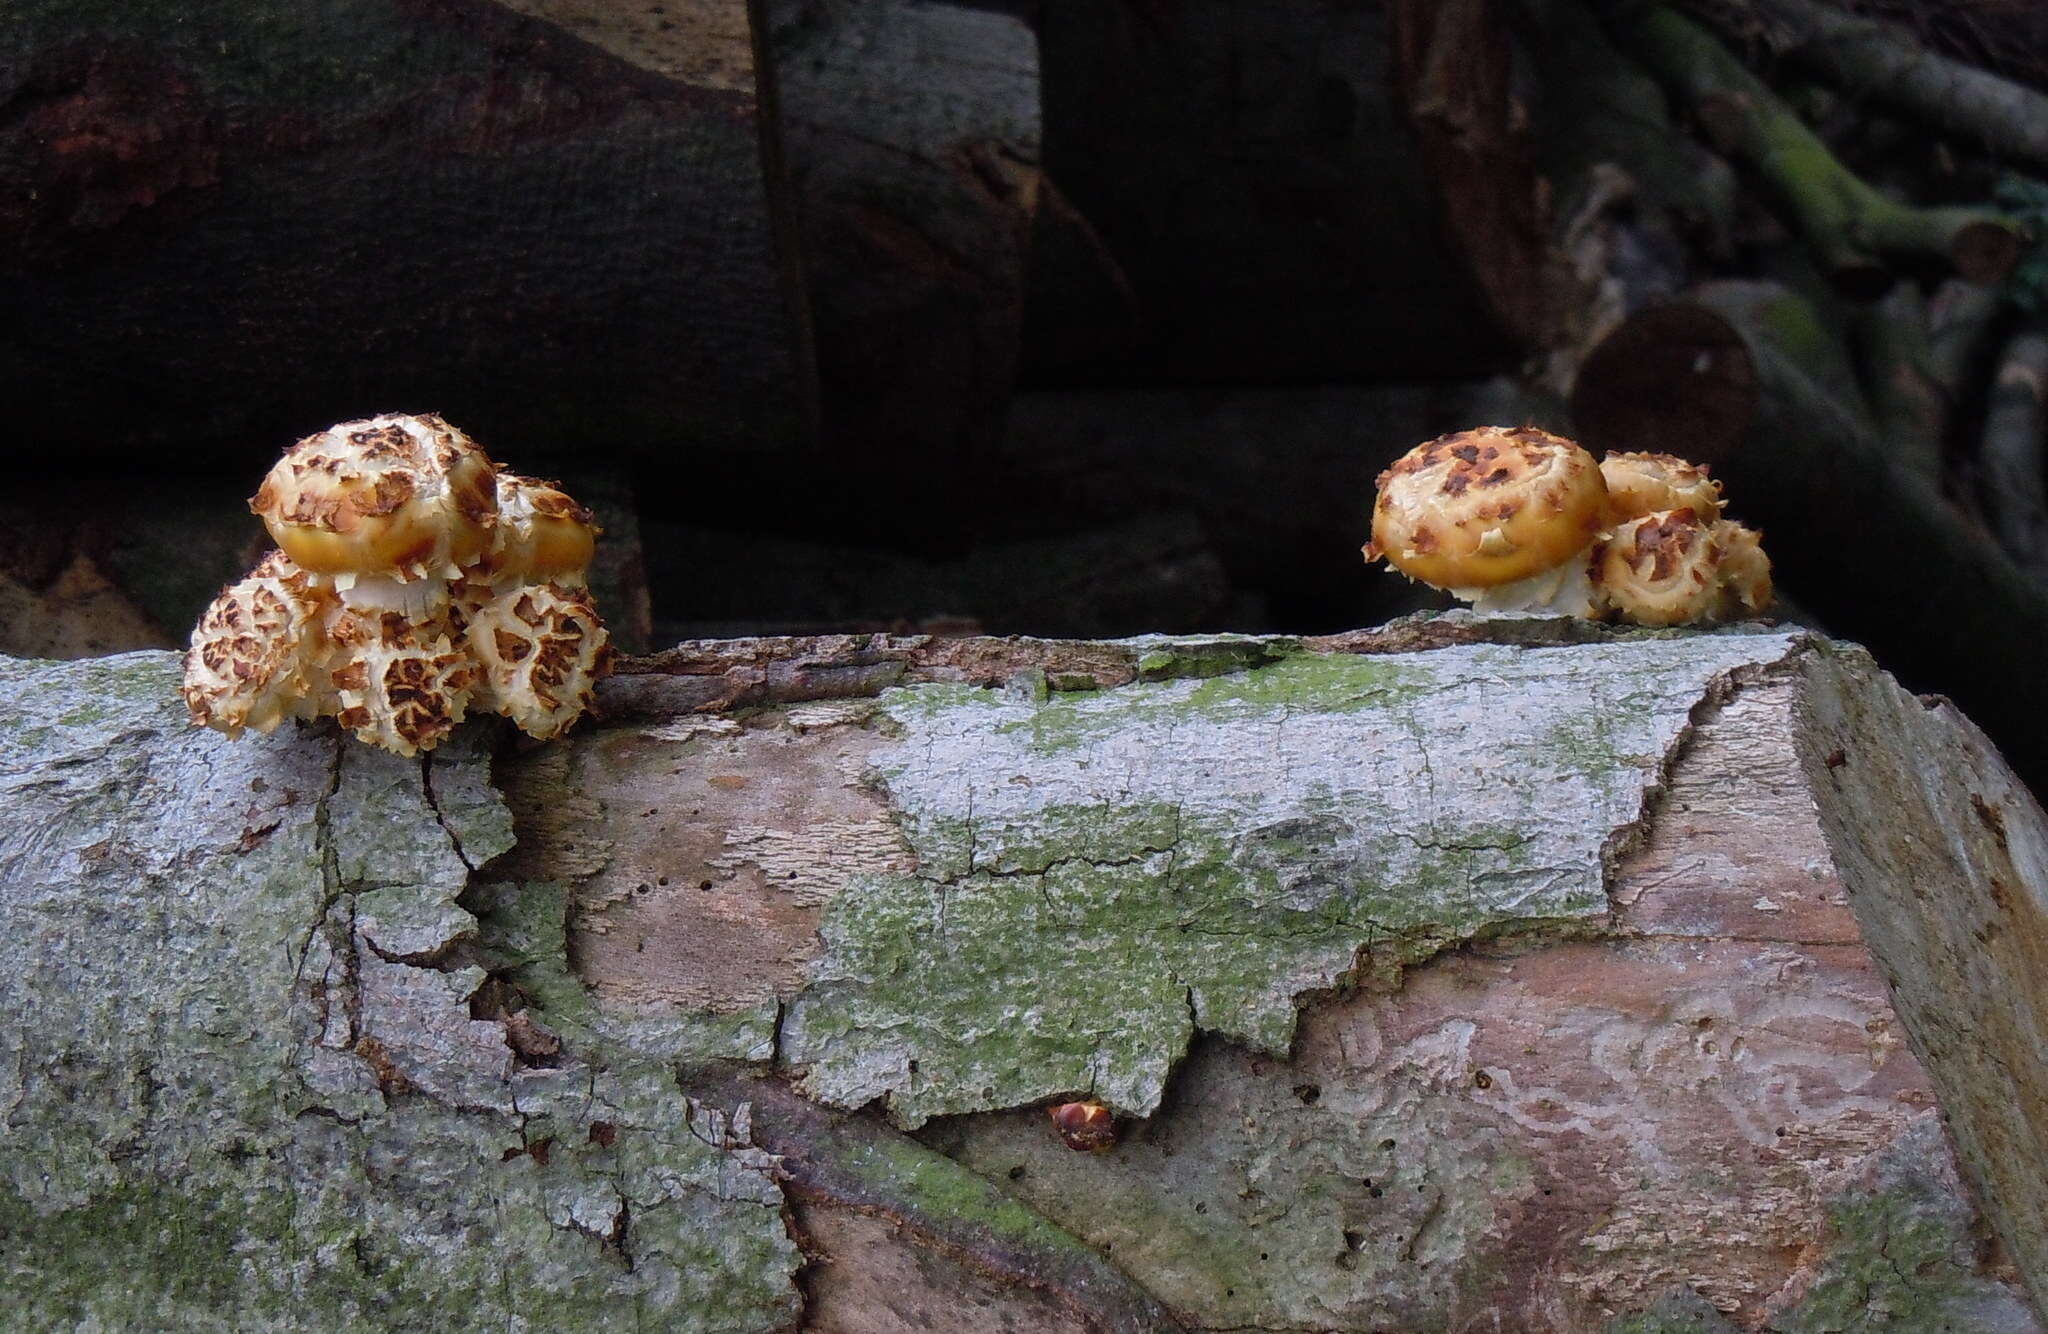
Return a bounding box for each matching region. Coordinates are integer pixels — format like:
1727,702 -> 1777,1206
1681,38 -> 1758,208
183,551 -> 332,737
250,413 -> 499,581
1366,426 -> 1608,589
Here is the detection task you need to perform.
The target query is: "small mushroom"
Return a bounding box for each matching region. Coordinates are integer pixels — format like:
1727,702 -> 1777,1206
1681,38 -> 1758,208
1594,509 -> 1730,626
1364,425 -> 1609,615
472,472 -> 600,590
182,551 -> 332,737
249,413 -> 499,614
1712,520 -> 1774,618
1598,451 -> 1724,524
321,604 -> 478,756
463,582 -> 612,741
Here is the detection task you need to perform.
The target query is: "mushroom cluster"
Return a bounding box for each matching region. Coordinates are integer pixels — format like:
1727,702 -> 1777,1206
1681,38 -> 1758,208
1362,426 -> 1772,625
183,413 -> 611,754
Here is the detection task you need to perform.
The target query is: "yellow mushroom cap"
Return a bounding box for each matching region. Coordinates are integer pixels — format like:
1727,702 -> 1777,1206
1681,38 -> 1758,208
475,473 -> 599,586
464,581 -> 611,741
250,413 -> 499,581
183,551 -> 333,737
1599,452 -> 1725,525
1367,426 -> 1609,589
322,604 -> 477,756
1713,520 -> 1774,618
1596,509 -> 1726,626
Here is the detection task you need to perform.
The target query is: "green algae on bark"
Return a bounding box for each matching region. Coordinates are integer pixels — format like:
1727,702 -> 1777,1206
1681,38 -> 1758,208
780,631 -> 1803,1127
0,652 -> 801,1330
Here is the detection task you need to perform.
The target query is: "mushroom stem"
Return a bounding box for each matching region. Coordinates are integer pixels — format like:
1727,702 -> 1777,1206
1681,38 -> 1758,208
1452,548 -> 1599,617
330,572 -> 452,619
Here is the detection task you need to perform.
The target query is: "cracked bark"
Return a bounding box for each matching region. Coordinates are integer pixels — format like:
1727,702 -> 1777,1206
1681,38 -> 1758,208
3,620 -> 2045,1330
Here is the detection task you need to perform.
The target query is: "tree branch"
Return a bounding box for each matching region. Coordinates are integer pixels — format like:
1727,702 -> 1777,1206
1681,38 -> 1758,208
1609,3 -> 2025,290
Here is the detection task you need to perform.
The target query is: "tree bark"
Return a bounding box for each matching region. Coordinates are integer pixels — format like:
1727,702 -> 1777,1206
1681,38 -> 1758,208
3,623 -> 2045,1328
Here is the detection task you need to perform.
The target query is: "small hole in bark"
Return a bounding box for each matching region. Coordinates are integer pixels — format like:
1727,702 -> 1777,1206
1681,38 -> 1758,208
1379,1138 -> 1395,1151
699,880 -> 713,891
657,876 -> 669,886
1195,1202 -> 1207,1214
907,1059 -> 919,1073
1293,1083 -> 1321,1105
1696,1016 -> 1713,1029
1472,1070 -> 1492,1089
1007,1165 -> 1025,1180
1343,1229 -> 1364,1250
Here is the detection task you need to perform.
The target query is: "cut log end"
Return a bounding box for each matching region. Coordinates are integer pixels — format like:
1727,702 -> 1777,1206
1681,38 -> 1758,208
1569,304 -> 1757,466
1950,218 -> 2027,287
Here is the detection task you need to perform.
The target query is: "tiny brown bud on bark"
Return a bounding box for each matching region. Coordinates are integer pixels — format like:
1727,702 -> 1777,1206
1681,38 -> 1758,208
1049,1100 -> 1117,1152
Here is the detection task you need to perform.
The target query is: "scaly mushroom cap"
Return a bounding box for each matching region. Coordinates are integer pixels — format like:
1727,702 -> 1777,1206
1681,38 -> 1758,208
464,581 -> 611,740
1713,520 -> 1774,618
1596,509 -> 1726,626
1367,426 -> 1608,589
1599,452 -> 1725,524
250,413 -> 499,582
323,605 -> 477,756
474,472 -> 599,587
183,551 -> 332,737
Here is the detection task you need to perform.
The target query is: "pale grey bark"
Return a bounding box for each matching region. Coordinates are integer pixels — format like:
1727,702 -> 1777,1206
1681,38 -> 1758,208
3,621 -> 2044,1329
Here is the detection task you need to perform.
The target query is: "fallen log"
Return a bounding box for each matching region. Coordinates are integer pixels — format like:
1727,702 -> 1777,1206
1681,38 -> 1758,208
3,621 -> 2044,1328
